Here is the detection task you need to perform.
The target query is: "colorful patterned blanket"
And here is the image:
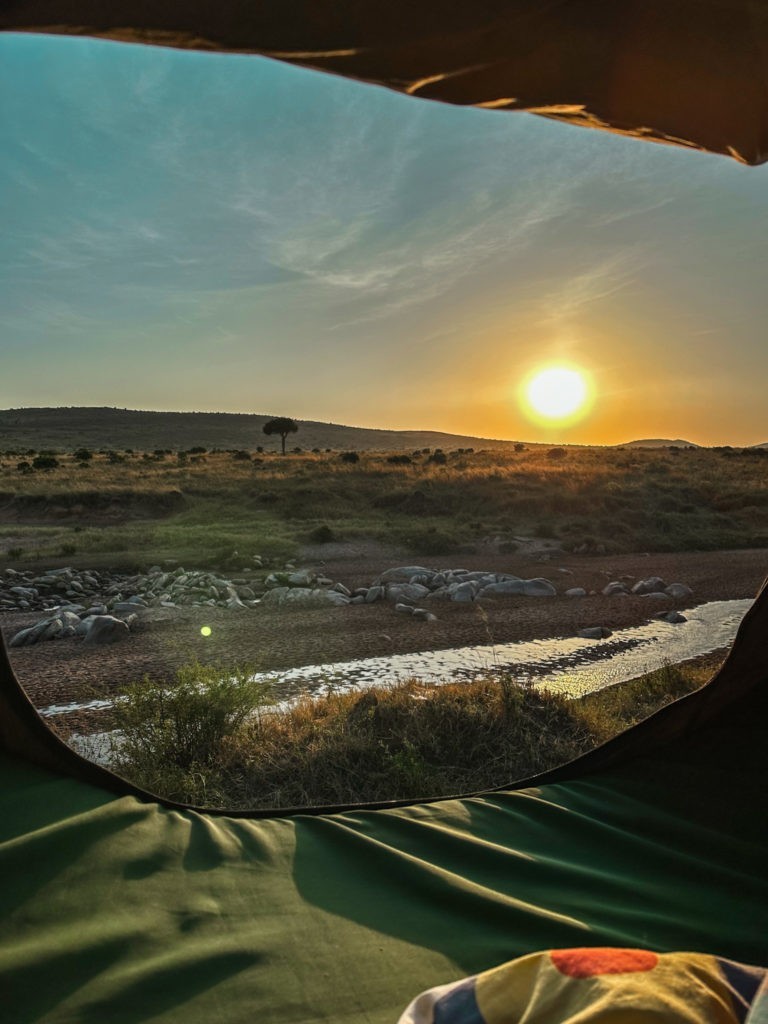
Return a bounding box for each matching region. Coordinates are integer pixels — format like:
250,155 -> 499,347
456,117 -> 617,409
399,949 -> 768,1024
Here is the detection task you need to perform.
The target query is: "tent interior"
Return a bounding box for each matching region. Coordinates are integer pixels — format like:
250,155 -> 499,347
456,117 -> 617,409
1,4 -> 767,1021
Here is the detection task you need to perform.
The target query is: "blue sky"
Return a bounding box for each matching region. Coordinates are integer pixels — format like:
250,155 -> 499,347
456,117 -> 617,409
1,32 -> 767,444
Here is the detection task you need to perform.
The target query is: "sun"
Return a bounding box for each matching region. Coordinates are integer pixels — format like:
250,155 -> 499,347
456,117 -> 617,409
522,366 -> 592,424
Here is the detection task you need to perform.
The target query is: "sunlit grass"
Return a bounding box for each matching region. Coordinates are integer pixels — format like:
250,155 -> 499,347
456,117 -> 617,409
2,445 -> 767,566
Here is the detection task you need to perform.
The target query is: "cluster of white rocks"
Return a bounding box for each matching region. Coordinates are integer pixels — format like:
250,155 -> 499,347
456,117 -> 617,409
2,562 -> 696,648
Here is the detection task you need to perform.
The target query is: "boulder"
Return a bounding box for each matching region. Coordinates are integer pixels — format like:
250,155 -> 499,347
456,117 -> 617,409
412,608 -> 437,622
632,577 -> 668,595
394,603 -> 414,615
521,578 -> 557,598
665,583 -> 693,600
84,615 -> 130,645
364,586 -> 385,603
386,583 -> 431,603
578,626 -> 613,640
287,570 -> 316,588
376,566 -> 434,585
653,610 -> 688,624
602,582 -> 630,597
479,580 -> 528,597
449,582 -> 476,603
565,587 -> 588,598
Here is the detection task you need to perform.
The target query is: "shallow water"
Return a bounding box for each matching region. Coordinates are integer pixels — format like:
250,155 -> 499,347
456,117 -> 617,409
48,598 -> 752,720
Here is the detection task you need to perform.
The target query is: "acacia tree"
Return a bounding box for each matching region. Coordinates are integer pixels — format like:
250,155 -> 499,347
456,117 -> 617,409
263,417 -> 298,455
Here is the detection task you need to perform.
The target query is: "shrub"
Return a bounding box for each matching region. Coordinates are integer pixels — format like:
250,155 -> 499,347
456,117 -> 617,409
514,443 -> 526,452
110,662 -> 271,801
308,524 -> 336,544
74,448 -> 93,462
32,454 -> 58,470
189,446 -> 207,454
59,542 -> 77,557
231,450 -> 251,461
7,547 -> 24,560
387,454 -> 412,465
428,451 -> 447,465
16,461 -> 32,474
546,447 -> 567,461
340,451 -> 359,463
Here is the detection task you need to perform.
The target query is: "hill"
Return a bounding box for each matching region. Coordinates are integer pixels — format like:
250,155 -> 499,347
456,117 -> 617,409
0,407 -> 521,453
619,438 -> 699,449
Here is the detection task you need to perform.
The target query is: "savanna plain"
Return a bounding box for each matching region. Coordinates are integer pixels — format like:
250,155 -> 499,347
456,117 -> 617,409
2,424 -> 767,807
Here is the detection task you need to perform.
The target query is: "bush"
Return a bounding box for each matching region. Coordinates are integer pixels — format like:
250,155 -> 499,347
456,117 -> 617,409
340,451 -> 359,463
428,451 -> 447,465
387,454 -> 412,465
546,447 -> 567,461
110,662 -> 271,802
16,461 -> 32,474
32,454 -> 59,470
74,448 -> 93,462
307,524 -> 336,544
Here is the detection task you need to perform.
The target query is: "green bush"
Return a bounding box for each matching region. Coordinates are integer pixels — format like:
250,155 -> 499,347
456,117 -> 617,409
110,663 -> 271,803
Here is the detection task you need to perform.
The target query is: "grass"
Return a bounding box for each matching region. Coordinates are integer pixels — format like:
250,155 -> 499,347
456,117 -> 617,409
105,657 -> 716,809
2,444 -> 768,567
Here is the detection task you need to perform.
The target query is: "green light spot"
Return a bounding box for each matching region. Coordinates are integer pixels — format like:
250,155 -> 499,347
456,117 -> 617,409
200,626 -> 212,637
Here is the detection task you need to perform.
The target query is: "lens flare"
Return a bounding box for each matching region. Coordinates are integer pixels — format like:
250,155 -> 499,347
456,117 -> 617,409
200,625 -> 212,637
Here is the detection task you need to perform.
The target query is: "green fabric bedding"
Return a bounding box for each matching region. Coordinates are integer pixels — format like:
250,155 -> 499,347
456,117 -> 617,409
2,687 -> 766,1024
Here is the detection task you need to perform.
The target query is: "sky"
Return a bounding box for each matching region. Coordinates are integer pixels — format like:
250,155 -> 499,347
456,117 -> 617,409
1,32 -> 767,446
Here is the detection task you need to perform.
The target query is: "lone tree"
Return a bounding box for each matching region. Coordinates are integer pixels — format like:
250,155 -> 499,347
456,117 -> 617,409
263,417 -> 298,455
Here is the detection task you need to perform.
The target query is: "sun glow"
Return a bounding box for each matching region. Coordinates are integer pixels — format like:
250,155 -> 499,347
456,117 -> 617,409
521,366 -> 593,425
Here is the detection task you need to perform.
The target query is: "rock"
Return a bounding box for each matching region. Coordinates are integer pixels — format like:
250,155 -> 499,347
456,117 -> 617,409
386,582 -> 431,603
331,583 -> 351,597
412,608 -> 437,622
632,577 -> 668,595
376,566 -> 434,585
565,587 -> 588,598
394,603 -> 414,615
85,604 -> 109,616
653,610 -> 688,624
641,592 -> 670,601
479,580 -> 528,597
9,626 -> 35,648
521,578 -> 557,598
578,626 -> 613,640
364,586 -> 385,604
449,581 -> 476,603
287,570 -> 316,588
262,587 -> 349,608
665,583 -> 693,600
350,595 -> 366,605
83,615 -> 130,645
602,581 -> 630,597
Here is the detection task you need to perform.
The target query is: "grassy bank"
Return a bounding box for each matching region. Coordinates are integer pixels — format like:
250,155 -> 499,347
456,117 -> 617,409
105,656 -> 718,809
3,444 -> 768,567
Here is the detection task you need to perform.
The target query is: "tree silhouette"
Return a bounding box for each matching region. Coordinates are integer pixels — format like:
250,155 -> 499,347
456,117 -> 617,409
263,417 -> 298,455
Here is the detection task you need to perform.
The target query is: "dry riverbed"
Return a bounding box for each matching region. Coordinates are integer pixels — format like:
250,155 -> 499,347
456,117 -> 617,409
3,549 -> 766,725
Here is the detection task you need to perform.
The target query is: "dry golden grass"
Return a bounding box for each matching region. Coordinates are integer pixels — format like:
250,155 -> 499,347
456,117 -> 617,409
107,657 -> 714,809
2,445 -> 768,566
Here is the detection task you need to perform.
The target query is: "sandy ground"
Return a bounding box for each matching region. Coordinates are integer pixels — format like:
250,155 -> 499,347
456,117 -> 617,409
3,548 -> 766,722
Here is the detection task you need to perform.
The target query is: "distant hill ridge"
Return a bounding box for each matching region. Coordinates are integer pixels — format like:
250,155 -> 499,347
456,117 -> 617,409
619,438 -> 700,448
0,407 -> 523,453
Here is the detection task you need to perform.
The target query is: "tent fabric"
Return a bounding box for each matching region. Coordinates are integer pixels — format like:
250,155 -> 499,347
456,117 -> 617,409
2,1 -> 768,164
1,583 -> 767,1022
0,680 -> 767,1022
